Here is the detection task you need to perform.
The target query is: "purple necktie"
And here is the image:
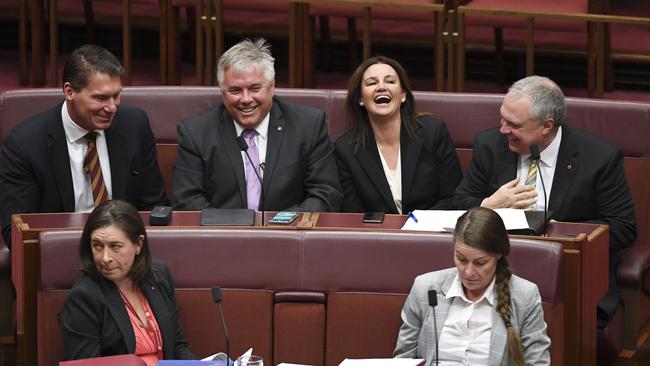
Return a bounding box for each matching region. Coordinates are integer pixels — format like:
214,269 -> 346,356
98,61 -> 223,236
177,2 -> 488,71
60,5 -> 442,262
243,129 -> 262,210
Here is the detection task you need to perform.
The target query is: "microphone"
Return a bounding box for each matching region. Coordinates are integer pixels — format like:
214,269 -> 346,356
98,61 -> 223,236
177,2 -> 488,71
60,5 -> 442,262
236,134 -> 266,226
428,290 -> 439,366
211,287 -> 230,366
529,144 -> 548,235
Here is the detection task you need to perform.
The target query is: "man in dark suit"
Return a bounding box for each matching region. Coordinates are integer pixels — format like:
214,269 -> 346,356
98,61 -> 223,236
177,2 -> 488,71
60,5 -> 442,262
0,45 -> 168,248
452,75 -> 636,326
173,38 -> 342,212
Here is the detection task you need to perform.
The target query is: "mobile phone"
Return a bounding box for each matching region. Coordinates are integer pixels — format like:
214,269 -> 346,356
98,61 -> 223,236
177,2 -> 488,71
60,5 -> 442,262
269,211 -> 299,225
363,212 -> 385,223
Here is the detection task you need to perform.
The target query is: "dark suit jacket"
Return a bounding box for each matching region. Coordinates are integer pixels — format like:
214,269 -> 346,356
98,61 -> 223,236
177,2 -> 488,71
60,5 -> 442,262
334,116 -> 462,213
58,261 -> 197,360
173,96 -> 342,212
452,125 -> 637,321
0,103 -> 169,248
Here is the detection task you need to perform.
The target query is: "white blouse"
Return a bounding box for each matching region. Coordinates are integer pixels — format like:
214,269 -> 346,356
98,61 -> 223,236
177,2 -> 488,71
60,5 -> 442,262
378,146 -> 402,214
437,274 -> 496,365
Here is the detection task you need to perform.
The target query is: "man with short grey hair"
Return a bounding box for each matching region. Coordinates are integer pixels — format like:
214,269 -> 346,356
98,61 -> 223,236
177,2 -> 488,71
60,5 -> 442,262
451,75 -> 636,327
173,38 -> 342,212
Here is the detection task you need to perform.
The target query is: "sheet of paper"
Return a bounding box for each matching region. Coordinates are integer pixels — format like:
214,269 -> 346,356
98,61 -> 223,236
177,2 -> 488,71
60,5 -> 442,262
494,208 -> 530,230
401,209 -> 530,232
201,348 -> 253,362
339,359 -> 424,366
400,210 -> 465,231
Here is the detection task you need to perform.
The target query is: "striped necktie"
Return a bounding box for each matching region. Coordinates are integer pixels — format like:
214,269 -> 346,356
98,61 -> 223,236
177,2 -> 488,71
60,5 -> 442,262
83,132 -> 109,207
524,157 -> 538,209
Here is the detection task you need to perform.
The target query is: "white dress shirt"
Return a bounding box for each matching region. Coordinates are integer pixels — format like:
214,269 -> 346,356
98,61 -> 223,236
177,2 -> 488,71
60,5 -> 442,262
378,147 -> 403,214
517,126 -> 563,211
438,274 -> 496,365
61,102 -> 113,212
234,113 -> 270,179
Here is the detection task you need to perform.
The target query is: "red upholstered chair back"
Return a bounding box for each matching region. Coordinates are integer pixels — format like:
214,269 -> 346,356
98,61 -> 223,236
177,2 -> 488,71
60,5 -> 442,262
300,231 -> 564,366
36,228 -> 564,366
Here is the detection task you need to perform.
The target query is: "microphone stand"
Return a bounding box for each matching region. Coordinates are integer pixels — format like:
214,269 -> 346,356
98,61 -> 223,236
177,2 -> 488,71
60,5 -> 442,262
211,288 -> 230,366
428,290 -> 439,366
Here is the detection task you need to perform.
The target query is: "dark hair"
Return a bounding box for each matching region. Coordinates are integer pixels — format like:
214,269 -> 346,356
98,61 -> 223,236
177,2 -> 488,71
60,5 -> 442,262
79,200 -> 153,287
62,44 -> 124,91
344,56 -> 419,149
453,207 -> 525,366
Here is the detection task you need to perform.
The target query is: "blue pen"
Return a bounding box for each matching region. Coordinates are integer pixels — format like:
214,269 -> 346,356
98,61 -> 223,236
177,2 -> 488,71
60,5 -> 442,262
407,211 -> 419,223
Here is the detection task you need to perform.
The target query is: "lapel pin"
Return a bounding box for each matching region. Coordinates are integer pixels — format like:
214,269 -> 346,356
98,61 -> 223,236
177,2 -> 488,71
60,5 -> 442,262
277,126 -> 283,132
567,164 -> 572,170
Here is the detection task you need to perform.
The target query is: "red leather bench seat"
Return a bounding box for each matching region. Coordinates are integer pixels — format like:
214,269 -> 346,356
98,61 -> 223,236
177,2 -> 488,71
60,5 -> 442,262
37,229 -> 564,366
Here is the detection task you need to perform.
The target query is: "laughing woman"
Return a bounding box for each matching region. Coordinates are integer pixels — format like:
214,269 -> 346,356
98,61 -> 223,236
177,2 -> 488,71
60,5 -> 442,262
335,56 -> 462,214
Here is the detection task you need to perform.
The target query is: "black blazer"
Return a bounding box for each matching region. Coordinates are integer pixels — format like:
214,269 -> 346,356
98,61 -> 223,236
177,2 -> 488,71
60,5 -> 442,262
172,95 -> 342,212
58,261 -> 197,360
451,125 -> 637,321
0,103 -> 169,247
334,116 -> 462,213
452,125 -> 636,252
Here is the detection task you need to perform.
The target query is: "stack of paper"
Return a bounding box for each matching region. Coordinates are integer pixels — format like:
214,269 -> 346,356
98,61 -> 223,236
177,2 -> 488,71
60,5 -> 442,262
338,359 -> 425,366
401,209 -> 530,232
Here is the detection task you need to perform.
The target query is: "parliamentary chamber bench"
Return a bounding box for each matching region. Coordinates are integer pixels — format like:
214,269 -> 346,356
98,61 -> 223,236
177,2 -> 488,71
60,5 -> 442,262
0,87 -> 649,364
35,228 -> 564,366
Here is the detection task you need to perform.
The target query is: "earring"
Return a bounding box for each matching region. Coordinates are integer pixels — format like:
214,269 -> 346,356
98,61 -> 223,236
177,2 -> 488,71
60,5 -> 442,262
401,98 -> 406,103
359,101 -> 364,106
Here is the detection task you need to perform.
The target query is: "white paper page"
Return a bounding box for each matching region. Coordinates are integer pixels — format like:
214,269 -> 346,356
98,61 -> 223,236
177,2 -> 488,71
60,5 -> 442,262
202,348 -> 254,362
494,208 -> 530,230
400,210 -> 465,231
339,359 -> 424,366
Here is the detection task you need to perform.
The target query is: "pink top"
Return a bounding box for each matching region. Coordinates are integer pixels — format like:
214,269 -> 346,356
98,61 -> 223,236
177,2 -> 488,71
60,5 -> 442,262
121,290 -> 164,366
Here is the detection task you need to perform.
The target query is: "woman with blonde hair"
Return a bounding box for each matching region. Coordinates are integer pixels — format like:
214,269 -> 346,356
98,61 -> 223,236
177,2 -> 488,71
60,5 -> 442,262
394,207 -> 550,365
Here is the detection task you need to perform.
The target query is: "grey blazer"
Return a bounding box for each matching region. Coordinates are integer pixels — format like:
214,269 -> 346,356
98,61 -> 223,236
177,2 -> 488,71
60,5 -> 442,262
394,268 -> 550,366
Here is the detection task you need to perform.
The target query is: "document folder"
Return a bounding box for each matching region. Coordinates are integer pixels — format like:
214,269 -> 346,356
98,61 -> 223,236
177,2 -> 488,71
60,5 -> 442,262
200,208 -> 255,226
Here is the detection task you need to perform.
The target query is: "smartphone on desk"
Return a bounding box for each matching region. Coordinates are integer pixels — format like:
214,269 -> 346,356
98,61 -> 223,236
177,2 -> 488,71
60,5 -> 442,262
269,211 -> 299,225
363,212 -> 385,223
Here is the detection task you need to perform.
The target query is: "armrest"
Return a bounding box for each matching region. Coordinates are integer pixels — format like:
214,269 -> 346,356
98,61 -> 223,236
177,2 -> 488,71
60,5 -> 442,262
617,245 -> 650,286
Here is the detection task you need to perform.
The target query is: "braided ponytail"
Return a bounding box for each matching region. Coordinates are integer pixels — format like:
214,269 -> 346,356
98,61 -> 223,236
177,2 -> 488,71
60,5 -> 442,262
495,259 -> 525,366
454,207 -> 527,365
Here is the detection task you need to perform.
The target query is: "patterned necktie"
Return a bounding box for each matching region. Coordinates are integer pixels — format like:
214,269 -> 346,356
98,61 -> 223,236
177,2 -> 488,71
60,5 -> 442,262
525,157 -> 538,209
242,129 -> 262,210
83,132 -> 109,207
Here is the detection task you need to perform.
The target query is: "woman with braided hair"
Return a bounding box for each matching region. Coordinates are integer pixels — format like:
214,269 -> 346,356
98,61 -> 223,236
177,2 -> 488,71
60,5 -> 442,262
394,207 -> 550,365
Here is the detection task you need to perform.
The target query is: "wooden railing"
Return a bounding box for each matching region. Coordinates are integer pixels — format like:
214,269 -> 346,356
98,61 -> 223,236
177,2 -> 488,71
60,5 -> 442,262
452,6 -> 650,98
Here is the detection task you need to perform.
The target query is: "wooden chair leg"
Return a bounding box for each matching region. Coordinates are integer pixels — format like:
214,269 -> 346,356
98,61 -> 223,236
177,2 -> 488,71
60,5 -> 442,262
604,23 -> 614,92
347,17 -> 358,69
48,0 -> 58,86
167,5 -> 181,85
82,0 -> 96,44
494,27 -> 505,85
30,0 -> 46,87
18,0 -> 29,85
318,15 -> 332,72
186,6 -> 197,64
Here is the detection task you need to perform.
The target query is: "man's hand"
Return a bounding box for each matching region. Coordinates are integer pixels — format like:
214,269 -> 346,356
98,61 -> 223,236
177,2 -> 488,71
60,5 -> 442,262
482,177 -> 537,209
